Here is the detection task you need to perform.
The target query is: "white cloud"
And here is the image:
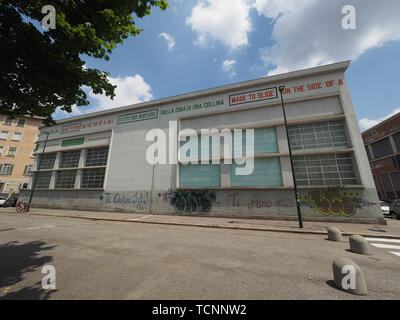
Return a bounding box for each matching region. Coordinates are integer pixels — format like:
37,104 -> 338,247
254,0 -> 400,75
186,0 -> 252,49
88,75 -> 153,111
359,108 -> 400,131
54,75 -> 153,119
222,59 -> 237,76
159,32 -> 176,51
253,0 -> 315,19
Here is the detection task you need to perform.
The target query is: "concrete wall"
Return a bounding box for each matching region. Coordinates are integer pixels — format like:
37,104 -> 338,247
19,186 -> 383,224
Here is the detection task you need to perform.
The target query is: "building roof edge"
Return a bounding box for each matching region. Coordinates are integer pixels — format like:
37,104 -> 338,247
51,60 -> 351,126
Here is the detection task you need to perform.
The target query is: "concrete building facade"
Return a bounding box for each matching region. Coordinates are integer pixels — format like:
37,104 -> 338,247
362,112 -> 400,202
21,61 -> 384,223
0,115 -> 41,195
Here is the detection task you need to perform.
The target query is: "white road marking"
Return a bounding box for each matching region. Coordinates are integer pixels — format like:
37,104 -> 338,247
370,243 -> 400,250
24,225 -> 56,230
365,238 -> 400,243
389,251 -> 400,257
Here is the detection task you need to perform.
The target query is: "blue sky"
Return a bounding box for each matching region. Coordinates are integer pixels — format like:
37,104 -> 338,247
55,0 -> 400,132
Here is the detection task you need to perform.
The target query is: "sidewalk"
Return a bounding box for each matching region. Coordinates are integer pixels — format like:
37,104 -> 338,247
2,207 -> 400,239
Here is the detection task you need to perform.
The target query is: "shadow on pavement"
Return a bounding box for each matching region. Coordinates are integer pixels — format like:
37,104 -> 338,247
0,240 -> 57,300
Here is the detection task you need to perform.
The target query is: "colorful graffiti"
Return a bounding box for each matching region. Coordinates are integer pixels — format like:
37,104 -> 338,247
308,190 -> 356,216
159,190 -> 217,214
299,190 -> 377,217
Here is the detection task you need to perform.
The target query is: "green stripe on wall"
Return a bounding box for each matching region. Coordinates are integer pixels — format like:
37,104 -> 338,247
62,137 -> 84,147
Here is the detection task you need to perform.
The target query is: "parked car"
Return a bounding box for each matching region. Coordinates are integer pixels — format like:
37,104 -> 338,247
2,198 -> 18,207
380,201 -> 390,217
389,200 -> 400,220
0,197 -> 7,207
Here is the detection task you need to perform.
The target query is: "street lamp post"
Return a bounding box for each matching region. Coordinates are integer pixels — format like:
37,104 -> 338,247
28,131 -> 49,207
279,86 -> 304,228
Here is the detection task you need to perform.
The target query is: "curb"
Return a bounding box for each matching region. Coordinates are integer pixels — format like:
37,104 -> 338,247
23,212 -> 400,239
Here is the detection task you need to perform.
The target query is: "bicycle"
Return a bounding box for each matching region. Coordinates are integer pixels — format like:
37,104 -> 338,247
16,201 -> 30,213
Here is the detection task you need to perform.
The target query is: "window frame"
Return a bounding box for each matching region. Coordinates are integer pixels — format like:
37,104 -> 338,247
7,146 -> 17,157
11,131 -> 22,141
0,131 -> 9,140
0,163 -> 14,175
16,118 -> 26,127
81,167 -> 106,189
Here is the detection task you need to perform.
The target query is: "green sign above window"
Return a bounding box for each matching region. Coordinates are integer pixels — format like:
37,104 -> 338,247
62,137 -> 84,147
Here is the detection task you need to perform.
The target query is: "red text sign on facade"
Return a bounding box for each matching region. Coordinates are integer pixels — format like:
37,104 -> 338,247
229,87 -> 278,106
61,123 -> 81,134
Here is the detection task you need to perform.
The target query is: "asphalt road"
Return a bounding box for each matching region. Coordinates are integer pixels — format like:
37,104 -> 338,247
0,212 -> 399,299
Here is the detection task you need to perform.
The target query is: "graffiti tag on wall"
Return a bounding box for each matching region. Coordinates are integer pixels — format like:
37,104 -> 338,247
159,190 -> 217,214
100,192 -> 149,210
228,192 -> 294,209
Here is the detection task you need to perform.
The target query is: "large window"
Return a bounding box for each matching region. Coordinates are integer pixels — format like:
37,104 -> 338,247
35,147 -> 109,190
293,153 -> 358,186
55,170 -> 77,189
59,150 -> 81,168
230,157 -> 282,187
35,171 -> 52,189
39,153 -> 57,169
371,138 -> 393,159
81,168 -> 106,188
178,127 -> 282,188
86,147 -> 109,167
288,120 -> 348,151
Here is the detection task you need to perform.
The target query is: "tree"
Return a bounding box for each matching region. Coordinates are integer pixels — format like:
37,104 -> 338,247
0,0 -> 168,125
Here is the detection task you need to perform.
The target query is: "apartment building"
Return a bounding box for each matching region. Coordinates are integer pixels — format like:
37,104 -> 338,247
0,115 -> 41,195
362,112 -> 400,202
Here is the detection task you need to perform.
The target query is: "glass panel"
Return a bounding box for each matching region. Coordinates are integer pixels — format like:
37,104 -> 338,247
179,164 -> 221,187
233,127 -> 278,156
59,150 -> 80,168
288,120 -> 349,151
39,153 -> 57,169
371,138 -> 393,159
55,170 -> 77,189
230,158 -> 282,187
293,153 -> 358,186
81,168 -> 106,188
86,148 -> 109,167
35,171 -> 52,189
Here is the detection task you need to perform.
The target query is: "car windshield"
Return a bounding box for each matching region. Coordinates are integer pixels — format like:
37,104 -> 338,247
380,201 -> 389,206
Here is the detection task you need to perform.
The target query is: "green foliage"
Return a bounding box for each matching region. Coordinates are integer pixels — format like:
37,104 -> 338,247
0,0 -> 169,125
